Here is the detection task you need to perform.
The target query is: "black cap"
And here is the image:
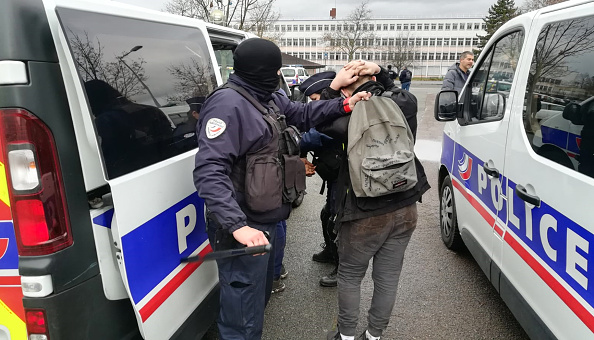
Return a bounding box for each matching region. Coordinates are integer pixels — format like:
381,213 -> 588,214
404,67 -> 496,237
299,71 -> 336,96
186,96 -> 206,112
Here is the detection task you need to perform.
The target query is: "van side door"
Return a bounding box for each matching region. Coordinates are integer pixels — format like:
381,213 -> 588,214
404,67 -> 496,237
56,6 -> 221,340
448,29 -> 525,276
502,8 -> 594,339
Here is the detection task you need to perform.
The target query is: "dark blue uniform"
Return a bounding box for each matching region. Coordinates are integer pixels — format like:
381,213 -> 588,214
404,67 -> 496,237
193,74 -> 349,339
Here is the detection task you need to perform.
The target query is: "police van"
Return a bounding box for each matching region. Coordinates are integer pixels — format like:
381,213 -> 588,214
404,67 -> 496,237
434,1 -> 594,338
0,0 -> 255,339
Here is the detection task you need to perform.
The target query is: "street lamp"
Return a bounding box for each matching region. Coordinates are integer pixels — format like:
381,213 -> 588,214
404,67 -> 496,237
117,45 -> 161,107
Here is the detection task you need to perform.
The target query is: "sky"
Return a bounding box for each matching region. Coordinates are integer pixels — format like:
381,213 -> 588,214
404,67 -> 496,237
115,0 -> 529,19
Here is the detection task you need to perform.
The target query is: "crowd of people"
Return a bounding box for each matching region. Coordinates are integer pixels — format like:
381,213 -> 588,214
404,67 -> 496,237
193,37 -> 474,340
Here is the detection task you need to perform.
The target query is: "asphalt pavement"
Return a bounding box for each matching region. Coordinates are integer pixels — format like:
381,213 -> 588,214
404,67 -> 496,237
204,82 -> 530,340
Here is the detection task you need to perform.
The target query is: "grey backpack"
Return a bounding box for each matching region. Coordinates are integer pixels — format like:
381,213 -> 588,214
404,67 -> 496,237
347,94 -> 417,197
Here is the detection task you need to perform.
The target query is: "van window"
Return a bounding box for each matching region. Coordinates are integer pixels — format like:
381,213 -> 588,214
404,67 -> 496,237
522,15 -> 594,176
467,30 -> 524,122
282,69 -> 296,77
58,9 -> 218,178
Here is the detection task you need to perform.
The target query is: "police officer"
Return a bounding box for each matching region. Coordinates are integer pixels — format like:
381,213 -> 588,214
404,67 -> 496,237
193,38 -> 370,340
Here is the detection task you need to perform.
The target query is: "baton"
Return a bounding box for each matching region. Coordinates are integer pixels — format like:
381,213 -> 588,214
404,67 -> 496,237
180,244 -> 272,263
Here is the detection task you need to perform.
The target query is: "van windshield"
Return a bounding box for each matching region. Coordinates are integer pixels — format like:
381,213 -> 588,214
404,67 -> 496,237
282,69 -> 296,77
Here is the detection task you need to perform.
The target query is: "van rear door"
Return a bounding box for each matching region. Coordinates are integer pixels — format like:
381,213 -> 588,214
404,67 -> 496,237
55,2 -> 224,338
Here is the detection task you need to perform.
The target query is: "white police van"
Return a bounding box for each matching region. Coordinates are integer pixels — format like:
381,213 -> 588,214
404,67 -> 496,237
0,0 -> 254,339
435,1 -> 594,338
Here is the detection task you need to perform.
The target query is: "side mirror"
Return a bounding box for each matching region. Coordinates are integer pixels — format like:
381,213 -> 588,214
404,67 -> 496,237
562,102 -> 583,125
481,92 -> 506,119
435,90 -> 459,121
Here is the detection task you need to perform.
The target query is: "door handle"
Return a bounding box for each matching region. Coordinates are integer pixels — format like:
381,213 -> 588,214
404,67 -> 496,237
483,164 -> 500,178
515,184 -> 541,207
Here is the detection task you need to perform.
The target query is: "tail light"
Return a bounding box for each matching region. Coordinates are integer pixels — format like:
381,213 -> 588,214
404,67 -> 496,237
25,308 -> 50,340
0,109 -> 72,256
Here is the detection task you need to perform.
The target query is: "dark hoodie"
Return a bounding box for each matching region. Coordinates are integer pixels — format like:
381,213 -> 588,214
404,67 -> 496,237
442,62 -> 470,93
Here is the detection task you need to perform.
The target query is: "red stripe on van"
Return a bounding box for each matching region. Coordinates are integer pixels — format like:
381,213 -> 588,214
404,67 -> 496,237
0,276 -> 20,285
452,179 -> 496,226
0,199 -> 10,221
452,179 -> 594,332
139,244 -> 213,322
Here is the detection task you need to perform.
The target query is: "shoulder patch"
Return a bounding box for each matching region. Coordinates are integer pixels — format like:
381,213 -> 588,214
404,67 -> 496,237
205,118 -> 226,139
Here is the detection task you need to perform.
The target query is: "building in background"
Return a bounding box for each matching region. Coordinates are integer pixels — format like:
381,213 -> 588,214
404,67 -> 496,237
251,16 -> 486,78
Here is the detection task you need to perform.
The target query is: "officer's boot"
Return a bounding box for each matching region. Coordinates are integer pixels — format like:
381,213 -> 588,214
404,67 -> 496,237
312,205 -> 334,263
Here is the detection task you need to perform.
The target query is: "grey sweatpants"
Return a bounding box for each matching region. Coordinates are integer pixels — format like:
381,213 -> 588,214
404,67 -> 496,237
336,203 -> 417,337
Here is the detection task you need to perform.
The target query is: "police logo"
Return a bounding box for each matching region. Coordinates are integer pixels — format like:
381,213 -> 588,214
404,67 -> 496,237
206,118 -> 226,139
458,153 -> 473,180
0,238 -> 8,260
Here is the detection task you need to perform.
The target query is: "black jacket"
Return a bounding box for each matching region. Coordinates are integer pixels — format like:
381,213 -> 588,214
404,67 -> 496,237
317,74 -> 430,224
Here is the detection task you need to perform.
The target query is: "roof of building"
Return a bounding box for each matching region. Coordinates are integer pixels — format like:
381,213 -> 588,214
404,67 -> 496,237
281,53 -> 324,69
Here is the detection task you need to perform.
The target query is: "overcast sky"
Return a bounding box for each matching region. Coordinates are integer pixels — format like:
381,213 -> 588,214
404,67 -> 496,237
115,0 -> 529,19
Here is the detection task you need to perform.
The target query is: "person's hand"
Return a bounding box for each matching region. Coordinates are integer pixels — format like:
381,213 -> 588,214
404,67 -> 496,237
232,226 -> 269,248
330,67 -> 359,91
301,158 -> 316,176
348,60 -> 380,76
342,60 -> 365,71
348,91 -> 372,111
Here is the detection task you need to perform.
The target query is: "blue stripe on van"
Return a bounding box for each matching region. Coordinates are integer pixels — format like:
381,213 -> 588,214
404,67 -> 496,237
121,192 -> 207,304
0,221 -> 18,270
442,133 -> 594,309
92,209 -> 114,229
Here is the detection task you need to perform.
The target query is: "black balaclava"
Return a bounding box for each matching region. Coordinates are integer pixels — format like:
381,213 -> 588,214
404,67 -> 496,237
233,38 -> 282,93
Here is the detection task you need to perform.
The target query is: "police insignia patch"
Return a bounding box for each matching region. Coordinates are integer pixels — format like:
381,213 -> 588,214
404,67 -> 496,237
206,118 -> 226,139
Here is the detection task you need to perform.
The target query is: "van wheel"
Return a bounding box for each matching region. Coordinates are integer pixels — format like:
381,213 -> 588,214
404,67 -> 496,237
440,176 -> 463,250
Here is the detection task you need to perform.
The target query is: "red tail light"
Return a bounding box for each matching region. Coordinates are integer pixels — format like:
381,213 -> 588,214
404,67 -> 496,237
25,308 -> 49,338
0,109 -> 72,256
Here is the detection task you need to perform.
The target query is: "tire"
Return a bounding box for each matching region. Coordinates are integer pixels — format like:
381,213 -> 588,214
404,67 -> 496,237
292,191 -> 305,208
440,176 -> 464,250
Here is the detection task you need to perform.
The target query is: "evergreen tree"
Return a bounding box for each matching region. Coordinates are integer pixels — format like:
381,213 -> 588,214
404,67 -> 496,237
477,0 -> 518,52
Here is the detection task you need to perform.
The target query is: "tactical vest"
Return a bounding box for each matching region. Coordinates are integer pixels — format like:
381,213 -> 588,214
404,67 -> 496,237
214,83 -> 306,221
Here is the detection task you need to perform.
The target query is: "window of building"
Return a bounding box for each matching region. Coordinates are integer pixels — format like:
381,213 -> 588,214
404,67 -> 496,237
423,38 -> 429,46
459,23 -> 465,29
317,52 -> 322,59
286,25 -> 292,31
403,24 -> 409,30
397,24 -> 402,30
293,25 -> 298,31
324,25 -> 329,31
458,39 -> 464,46
431,24 -> 436,30
390,24 -> 395,30
430,38 -> 436,46
424,24 -> 430,30
384,24 -> 389,30
466,38 -> 472,46
274,25 -> 279,31
474,23 -> 480,30
452,23 -> 458,30
376,24 -> 381,30
306,25 -> 310,31
305,39 -> 310,46
472,38 -> 479,46
445,23 -> 451,30
437,38 -> 443,46
482,23 -> 486,30
318,25 -> 323,31
331,24 -> 336,31
416,38 -> 421,46
443,38 -> 450,46
388,38 -> 394,46
417,24 -> 423,30
429,53 -> 435,60
438,24 -> 444,30
312,39 -> 317,46
299,25 -> 304,31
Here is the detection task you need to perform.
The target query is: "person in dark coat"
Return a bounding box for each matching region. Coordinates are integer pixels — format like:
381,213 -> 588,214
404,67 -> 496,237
399,66 -> 412,91
442,51 -> 475,93
318,60 -> 430,340
172,96 -> 205,150
193,38 -> 370,340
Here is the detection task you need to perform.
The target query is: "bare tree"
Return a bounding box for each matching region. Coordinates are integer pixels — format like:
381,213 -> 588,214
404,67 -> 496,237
321,1 -> 376,61
164,0 -> 280,38
167,58 -> 214,102
521,0 -> 567,12
242,1 -> 282,42
69,31 -> 148,98
385,31 -> 416,72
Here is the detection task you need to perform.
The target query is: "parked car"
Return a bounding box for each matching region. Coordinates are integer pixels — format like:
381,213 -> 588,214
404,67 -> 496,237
281,66 -> 309,87
434,1 -> 594,339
